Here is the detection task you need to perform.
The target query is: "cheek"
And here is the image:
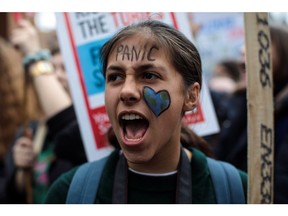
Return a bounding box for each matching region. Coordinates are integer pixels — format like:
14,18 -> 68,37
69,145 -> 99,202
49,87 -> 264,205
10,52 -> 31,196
158,90 -> 185,123
62,74 -> 69,84
170,97 -> 185,118
170,84 -> 186,106
105,92 -> 112,112
105,88 -> 117,117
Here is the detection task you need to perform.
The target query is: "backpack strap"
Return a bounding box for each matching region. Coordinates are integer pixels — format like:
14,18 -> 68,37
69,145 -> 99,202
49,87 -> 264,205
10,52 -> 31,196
207,158 -> 245,204
66,156 -> 109,204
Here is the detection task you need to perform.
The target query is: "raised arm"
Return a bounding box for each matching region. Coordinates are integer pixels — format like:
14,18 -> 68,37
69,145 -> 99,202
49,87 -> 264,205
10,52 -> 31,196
11,19 -> 72,119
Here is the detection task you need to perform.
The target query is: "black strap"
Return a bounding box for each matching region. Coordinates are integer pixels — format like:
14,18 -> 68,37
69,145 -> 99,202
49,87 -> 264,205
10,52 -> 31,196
112,153 -> 128,204
175,148 -> 192,203
112,148 -> 192,204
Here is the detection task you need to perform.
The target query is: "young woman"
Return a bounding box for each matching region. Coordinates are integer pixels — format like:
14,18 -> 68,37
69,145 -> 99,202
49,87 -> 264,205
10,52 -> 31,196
44,20 -> 247,204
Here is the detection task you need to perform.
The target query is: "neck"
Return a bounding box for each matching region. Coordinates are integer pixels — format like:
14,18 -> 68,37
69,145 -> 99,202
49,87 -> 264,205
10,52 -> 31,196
128,167 -> 178,176
127,146 -> 181,174
127,147 -> 192,174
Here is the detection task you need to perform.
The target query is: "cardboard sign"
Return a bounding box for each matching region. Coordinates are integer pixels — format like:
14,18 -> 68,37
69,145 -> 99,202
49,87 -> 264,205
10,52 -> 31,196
56,12 -> 219,161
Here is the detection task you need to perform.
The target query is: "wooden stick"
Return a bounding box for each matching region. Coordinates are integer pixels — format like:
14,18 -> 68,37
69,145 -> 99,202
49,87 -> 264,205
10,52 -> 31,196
244,12 -> 274,204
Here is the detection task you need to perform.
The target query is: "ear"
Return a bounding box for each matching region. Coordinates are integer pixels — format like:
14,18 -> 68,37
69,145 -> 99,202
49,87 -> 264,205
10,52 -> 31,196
183,82 -> 200,112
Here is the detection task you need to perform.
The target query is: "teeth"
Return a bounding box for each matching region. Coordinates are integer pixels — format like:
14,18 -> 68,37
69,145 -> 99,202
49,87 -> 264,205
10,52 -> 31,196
124,135 -> 142,141
121,114 -> 143,120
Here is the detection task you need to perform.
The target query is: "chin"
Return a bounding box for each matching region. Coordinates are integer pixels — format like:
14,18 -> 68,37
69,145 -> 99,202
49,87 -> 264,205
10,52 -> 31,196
122,150 -> 152,165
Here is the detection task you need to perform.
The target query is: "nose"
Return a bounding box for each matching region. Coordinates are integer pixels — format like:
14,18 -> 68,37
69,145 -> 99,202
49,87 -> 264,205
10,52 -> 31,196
53,64 -> 63,79
54,68 -> 61,80
120,76 -> 141,105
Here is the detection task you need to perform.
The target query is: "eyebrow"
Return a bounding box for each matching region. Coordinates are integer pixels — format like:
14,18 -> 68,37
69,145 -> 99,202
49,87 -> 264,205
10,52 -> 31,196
106,63 -> 167,76
135,64 -> 156,72
106,65 -> 124,73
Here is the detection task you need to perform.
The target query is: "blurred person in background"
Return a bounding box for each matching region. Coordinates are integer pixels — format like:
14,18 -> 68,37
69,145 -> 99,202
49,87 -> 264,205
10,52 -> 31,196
270,25 -> 288,204
206,24 -> 288,204
204,59 -> 247,165
0,36 -> 42,203
48,32 -> 71,96
4,19 -> 87,204
209,59 -> 242,94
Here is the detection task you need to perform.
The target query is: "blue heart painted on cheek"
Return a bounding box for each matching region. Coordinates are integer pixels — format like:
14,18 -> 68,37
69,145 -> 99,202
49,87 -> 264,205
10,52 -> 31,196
143,86 -> 171,117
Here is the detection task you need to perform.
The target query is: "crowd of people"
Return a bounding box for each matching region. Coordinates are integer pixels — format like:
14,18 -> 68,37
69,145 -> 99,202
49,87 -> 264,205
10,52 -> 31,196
0,14 -> 287,204
1,19 -> 87,203
204,25 -> 288,203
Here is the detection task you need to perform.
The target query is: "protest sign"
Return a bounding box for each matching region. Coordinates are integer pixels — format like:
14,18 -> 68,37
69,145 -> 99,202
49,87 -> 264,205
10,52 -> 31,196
190,12 -> 244,80
56,12 -> 219,161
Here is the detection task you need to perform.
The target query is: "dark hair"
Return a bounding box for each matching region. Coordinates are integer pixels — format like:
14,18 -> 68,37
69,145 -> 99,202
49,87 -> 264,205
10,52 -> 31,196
48,32 -> 61,56
0,38 -> 42,159
218,59 -> 241,82
270,25 -> 288,89
0,37 -> 24,159
180,125 -> 214,157
50,46 -> 60,56
100,20 -> 202,89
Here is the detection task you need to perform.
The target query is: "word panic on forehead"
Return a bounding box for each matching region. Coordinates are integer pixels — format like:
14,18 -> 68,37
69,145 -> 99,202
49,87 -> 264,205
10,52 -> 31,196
115,44 -> 159,62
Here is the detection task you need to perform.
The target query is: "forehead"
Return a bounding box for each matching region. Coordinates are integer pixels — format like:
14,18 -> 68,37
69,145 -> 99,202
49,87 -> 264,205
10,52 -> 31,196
115,32 -> 157,47
108,34 -> 168,63
51,53 -> 62,61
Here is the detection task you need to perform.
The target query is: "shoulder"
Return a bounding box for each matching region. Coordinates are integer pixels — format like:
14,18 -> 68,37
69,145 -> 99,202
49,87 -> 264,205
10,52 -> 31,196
188,147 -> 247,203
44,149 -> 120,204
238,169 -> 248,201
44,166 -> 78,204
188,148 -> 216,203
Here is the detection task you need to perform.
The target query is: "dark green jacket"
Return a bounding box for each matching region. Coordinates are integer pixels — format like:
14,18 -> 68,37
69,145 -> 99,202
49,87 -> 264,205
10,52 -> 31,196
45,148 -> 247,204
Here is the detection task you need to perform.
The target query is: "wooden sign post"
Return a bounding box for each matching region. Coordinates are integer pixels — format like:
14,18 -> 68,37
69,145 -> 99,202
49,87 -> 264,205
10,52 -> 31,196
244,12 -> 274,204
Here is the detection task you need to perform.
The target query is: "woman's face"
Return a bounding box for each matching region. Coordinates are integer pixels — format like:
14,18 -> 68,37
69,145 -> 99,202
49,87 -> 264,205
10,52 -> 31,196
272,43 -> 280,80
51,53 -> 70,94
104,34 -> 198,172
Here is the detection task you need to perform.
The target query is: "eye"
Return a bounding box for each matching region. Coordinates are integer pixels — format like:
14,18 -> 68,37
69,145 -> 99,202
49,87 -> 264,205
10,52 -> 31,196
142,72 -> 159,80
107,73 -> 123,82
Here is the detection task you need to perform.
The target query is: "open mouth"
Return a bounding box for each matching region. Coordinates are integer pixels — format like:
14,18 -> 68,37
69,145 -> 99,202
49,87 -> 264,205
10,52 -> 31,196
119,113 -> 149,142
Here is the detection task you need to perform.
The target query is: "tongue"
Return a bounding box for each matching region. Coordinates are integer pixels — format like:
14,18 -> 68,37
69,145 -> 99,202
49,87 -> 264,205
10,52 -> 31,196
125,121 -> 147,139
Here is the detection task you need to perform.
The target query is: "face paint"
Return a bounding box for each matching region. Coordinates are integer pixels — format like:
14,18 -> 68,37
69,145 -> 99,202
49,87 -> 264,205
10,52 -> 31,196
115,44 -> 159,62
143,86 -> 171,117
